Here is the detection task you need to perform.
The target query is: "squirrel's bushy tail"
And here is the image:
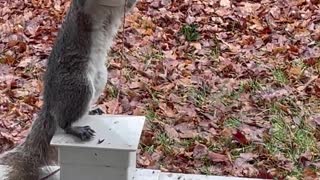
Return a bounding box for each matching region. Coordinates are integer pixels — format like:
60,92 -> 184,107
0,110 -> 57,180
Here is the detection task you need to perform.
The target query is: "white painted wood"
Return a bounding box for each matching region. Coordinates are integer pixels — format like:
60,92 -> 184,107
0,165 -> 264,180
58,147 -> 136,168
51,115 -> 145,180
159,172 -> 265,180
0,166 -> 162,180
51,115 -> 145,151
60,164 -> 135,180
134,169 -> 161,180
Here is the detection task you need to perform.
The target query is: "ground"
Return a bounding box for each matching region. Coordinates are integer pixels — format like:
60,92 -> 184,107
0,0 -> 320,179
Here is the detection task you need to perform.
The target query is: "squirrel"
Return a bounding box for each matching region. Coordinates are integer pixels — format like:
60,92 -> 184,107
0,0 -> 137,179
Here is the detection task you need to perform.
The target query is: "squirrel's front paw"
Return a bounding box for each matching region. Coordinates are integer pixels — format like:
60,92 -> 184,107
65,126 -> 96,141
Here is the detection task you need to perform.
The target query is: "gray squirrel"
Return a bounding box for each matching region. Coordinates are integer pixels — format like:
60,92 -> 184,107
0,0 -> 137,179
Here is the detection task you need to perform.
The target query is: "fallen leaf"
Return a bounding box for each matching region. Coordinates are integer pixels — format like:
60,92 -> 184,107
233,130 -> 249,145
208,152 -> 229,163
193,144 -> 208,159
302,168 -> 317,180
164,124 -> 179,139
220,0 -> 231,8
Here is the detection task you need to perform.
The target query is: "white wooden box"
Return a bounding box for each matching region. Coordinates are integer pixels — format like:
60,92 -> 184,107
51,115 -> 145,180
60,164 -> 135,180
58,147 -> 136,167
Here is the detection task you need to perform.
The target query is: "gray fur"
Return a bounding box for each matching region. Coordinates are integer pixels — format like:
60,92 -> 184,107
0,0 -> 137,179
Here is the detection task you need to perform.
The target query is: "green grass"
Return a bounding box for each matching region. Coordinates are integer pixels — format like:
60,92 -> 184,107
245,79 -> 263,92
23,65 -> 36,73
106,85 -> 119,98
293,126 -> 317,155
224,83 -> 245,100
180,135 -> 205,145
144,51 -> 164,61
199,157 -> 216,175
266,107 -> 293,155
144,145 -> 155,153
273,69 -> 288,84
210,37 -> 221,59
145,86 -> 160,102
207,143 -> 223,152
224,117 -> 241,128
143,50 -> 164,69
210,46 -> 220,59
264,100 -> 318,177
288,167 -> 303,179
187,86 -> 210,107
146,108 -> 157,121
199,165 -> 211,175
269,102 -> 287,116
269,116 -> 289,147
122,68 -> 135,81
270,97 -> 302,117
181,24 -> 200,42
179,139 -> 194,149
156,133 -> 174,154
267,119 -> 316,156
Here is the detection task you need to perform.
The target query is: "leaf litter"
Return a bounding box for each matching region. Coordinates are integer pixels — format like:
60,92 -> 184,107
1,0 -> 320,178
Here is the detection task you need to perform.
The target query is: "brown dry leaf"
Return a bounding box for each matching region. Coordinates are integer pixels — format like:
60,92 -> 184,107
313,78 -> 320,97
17,57 -> 35,68
190,42 -> 202,50
179,130 -> 197,139
164,124 -> 179,139
137,154 -> 151,167
302,168 -> 317,180
208,152 -> 229,163
237,153 -> 258,163
275,154 -> 294,171
140,130 -> 154,146
2,0 -> 320,178
54,0 -> 62,11
159,102 -> 176,118
299,151 -> 313,167
260,88 -> 290,101
233,153 -> 259,177
233,130 -> 249,145
129,81 -> 143,89
220,0 -> 231,8
288,66 -> 302,77
269,6 -> 281,19
26,21 -> 40,36
193,144 -> 208,159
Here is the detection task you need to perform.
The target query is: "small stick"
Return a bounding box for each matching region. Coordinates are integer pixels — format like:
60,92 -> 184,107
297,75 -> 318,91
40,168 -> 60,180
